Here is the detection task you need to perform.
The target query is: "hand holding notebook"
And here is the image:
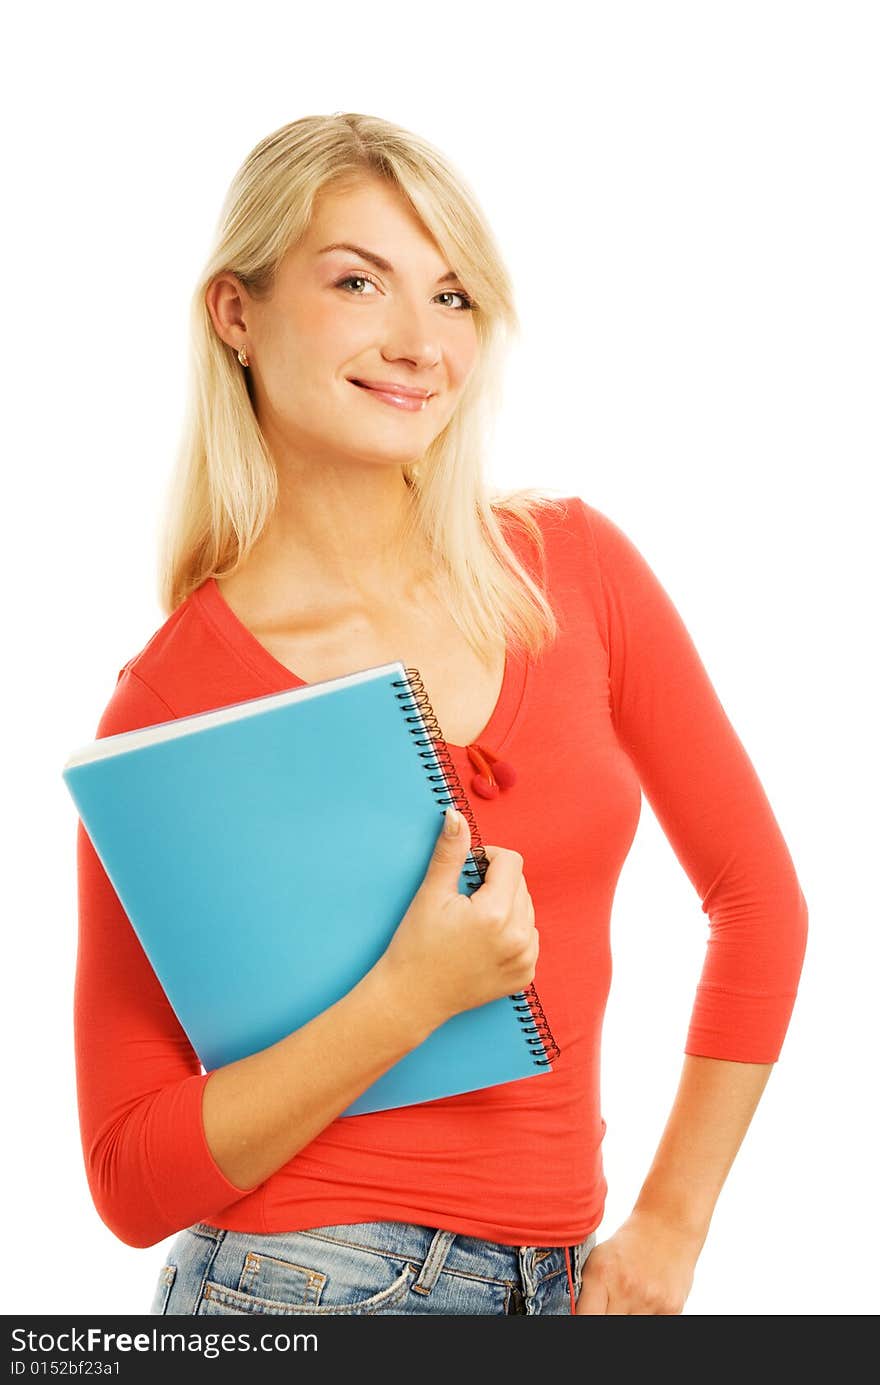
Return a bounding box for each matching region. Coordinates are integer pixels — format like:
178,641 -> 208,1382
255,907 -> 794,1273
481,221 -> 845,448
379,806 -> 540,1034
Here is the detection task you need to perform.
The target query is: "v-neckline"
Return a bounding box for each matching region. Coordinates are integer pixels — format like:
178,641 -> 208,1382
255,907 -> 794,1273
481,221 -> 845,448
193,575 -> 530,756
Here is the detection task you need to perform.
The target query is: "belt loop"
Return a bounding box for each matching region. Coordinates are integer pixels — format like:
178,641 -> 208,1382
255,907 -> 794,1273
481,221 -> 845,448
572,1231 -> 597,1295
410,1228 -> 457,1296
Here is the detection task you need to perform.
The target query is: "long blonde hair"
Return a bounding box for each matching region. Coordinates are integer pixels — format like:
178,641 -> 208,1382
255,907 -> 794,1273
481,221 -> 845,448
157,112 -> 568,664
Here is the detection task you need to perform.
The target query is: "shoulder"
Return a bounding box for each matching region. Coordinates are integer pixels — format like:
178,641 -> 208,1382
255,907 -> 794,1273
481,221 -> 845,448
562,498 -> 656,584
494,492 -> 626,548
94,587 -> 210,737
492,491 -> 598,565
499,496 -> 664,630
494,491 -> 638,576
94,665 -> 177,740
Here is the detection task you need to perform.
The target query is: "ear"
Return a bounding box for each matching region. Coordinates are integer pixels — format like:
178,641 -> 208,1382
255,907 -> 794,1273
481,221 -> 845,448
205,271 -> 250,355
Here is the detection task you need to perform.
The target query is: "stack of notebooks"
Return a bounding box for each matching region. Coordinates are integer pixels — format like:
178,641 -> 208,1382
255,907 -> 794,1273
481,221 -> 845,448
61,661 -> 559,1116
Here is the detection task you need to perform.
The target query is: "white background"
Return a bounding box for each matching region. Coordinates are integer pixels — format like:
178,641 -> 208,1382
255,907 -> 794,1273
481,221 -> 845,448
5,0 -> 877,1316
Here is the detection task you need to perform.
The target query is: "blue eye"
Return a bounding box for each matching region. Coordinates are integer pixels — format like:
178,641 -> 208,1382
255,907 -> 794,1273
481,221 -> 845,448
335,274 -> 476,311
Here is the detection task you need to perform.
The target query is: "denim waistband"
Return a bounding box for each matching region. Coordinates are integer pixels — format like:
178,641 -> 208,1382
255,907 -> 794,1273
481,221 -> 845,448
189,1217 -> 597,1302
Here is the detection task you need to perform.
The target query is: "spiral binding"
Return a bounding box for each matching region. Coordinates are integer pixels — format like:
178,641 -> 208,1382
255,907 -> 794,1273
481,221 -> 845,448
394,667 -> 560,1067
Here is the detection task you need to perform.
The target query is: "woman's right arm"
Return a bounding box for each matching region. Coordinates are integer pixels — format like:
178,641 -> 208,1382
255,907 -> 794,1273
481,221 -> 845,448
74,667 -> 535,1249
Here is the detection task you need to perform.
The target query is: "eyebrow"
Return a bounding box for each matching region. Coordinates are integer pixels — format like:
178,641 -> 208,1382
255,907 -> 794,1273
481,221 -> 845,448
317,242 -> 461,286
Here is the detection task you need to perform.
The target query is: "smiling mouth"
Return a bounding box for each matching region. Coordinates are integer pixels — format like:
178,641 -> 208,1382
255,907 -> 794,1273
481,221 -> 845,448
347,379 -> 434,411
349,379 -> 434,398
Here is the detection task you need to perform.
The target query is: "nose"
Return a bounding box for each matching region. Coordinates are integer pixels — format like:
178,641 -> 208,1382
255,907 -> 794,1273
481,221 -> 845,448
379,290 -> 442,370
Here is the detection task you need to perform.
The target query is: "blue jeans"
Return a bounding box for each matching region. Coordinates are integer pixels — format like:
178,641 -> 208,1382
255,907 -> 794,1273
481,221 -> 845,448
150,1219 -> 598,1315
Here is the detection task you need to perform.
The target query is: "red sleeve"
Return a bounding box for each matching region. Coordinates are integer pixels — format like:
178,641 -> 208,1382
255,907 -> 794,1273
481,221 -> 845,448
579,500 -> 808,1062
73,666 -> 259,1248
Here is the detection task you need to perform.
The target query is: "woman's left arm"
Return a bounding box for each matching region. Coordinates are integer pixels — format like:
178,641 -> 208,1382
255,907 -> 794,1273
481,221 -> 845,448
577,1054 -> 771,1314
574,500 -> 809,1315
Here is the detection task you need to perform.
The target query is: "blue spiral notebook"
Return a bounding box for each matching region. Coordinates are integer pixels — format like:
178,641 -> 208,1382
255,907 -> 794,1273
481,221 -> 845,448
61,662 -> 557,1116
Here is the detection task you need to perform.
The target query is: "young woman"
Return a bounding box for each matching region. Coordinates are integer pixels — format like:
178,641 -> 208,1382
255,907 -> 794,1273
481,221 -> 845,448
73,112 -> 808,1316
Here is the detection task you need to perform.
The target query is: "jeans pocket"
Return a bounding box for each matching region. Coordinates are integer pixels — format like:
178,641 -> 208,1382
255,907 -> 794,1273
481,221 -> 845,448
149,1264 -> 177,1316
197,1235 -> 418,1316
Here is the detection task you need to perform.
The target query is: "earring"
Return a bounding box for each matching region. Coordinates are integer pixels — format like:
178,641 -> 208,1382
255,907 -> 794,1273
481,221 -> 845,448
237,345 -> 250,367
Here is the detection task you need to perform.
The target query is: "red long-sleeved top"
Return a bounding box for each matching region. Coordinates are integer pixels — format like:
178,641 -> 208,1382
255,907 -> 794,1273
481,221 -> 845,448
72,496 -> 808,1249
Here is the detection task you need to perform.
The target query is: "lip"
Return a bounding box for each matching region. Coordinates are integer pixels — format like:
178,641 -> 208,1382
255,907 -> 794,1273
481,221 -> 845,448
348,378 -> 434,400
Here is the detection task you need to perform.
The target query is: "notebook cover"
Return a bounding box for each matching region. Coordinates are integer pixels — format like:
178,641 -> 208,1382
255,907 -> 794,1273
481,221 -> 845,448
62,662 -> 553,1116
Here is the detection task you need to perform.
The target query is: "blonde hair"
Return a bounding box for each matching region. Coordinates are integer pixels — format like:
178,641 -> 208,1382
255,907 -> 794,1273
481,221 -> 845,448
157,112 -> 568,665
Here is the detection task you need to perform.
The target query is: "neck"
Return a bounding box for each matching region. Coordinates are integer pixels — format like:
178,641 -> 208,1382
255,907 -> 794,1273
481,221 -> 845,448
237,461 -> 433,603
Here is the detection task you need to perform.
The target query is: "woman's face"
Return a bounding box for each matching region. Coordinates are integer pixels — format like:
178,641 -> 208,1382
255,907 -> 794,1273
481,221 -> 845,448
212,177 -> 480,472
